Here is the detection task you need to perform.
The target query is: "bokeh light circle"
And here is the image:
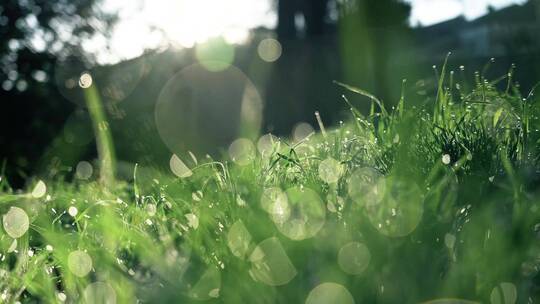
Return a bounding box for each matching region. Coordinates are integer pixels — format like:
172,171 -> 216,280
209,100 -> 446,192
338,242 -> 371,275
275,187 -> 326,240
490,282 -> 517,304
347,167 -> 386,207
188,267 -> 221,300
68,250 -> 93,277
31,180 -> 47,198
228,138 -> 256,166
195,37 -> 235,72
257,133 -> 280,156
76,161 -> 93,180
318,157 -> 344,184
227,220 -> 252,259
2,207 -> 30,238
248,237 -> 297,286
292,122 -> 314,143
54,56 -> 94,106
365,176 -> 424,237
169,154 -> 193,178
260,187 -> 290,224
258,38 -> 282,62
305,283 -> 355,304
84,282 -> 116,304
155,63 -> 262,157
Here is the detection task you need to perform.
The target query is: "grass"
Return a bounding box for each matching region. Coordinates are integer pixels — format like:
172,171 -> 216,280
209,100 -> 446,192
1,60 -> 540,303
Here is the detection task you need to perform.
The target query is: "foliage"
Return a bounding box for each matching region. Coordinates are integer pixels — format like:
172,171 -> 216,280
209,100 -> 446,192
1,63 -> 540,303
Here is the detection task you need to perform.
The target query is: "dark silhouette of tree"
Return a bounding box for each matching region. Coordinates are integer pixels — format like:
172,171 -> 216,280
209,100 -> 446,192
0,0 -> 116,185
276,0 -> 330,40
275,0 -> 411,102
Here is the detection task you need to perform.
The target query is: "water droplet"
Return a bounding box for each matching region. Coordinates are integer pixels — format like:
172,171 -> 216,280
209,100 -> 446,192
145,204 -> 157,216
444,233 -> 456,248
78,72 -> 93,89
185,213 -> 199,229
442,154 -> 451,165
68,206 -> 78,217
57,292 -> 67,302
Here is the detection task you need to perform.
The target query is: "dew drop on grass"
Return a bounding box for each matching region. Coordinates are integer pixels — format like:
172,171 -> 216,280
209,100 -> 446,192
75,161 -> 93,180
442,154 -> 451,165
84,282 -> 116,304
305,283 -> 355,304
68,250 -> 93,277
228,138 -> 256,166
248,237 -> 297,286
68,206 -> 78,217
185,213 -> 199,229
338,242 -> 371,275
78,72 -> 93,89
3,207 -> 29,238
227,220 -> 252,259
57,292 -> 67,302
170,154 -> 193,178
275,187 -> 325,240
444,233 -> 456,249
32,180 -> 46,198
318,157 -> 344,184
490,282 -> 517,304
145,204 -> 157,216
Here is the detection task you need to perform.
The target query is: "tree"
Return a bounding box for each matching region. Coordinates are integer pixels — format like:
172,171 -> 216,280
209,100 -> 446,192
276,0 -> 330,40
0,0 -> 116,185
339,0 -> 411,99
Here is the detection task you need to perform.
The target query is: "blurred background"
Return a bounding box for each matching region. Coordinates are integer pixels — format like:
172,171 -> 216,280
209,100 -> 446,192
1,0 -> 539,185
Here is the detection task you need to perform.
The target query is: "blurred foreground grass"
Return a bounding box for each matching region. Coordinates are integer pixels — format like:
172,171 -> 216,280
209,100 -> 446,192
1,62 -> 540,303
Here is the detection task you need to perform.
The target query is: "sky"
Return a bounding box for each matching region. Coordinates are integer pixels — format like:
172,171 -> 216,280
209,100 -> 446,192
94,0 -> 528,63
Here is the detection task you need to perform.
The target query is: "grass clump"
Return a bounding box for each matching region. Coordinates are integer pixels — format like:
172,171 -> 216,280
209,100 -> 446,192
1,63 -> 540,303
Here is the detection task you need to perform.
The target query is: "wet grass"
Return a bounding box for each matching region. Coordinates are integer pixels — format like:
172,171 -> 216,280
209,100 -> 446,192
1,62 -> 540,303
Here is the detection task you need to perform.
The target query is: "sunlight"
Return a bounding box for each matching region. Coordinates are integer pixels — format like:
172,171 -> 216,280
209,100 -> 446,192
98,0 -> 275,63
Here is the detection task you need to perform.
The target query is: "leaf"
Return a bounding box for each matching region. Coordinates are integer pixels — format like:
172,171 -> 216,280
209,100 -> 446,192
334,81 -> 388,116
493,107 -> 503,128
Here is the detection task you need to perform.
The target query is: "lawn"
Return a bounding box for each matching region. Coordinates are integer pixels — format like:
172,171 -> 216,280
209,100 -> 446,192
1,61 -> 540,303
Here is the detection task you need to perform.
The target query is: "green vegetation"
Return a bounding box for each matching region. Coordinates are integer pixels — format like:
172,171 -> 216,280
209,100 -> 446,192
1,61 -> 540,303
